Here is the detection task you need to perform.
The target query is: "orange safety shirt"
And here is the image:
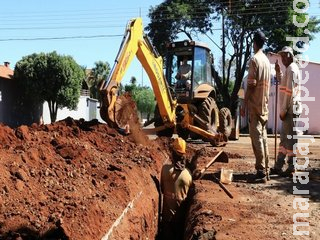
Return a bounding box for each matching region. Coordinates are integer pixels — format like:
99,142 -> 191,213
277,62 -> 301,115
245,49 -> 271,118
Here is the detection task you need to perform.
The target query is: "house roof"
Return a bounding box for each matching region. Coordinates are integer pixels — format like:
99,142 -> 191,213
0,65 -> 14,79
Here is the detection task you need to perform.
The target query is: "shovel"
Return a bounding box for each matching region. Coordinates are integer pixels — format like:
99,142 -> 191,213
193,150 -> 228,180
193,150 -> 233,198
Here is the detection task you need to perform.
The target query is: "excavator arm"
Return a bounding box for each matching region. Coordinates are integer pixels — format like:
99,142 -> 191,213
100,18 -> 176,129
100,17 -> 228,146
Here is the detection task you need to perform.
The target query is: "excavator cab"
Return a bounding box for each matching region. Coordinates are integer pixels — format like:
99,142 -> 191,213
165,40 -> 216,104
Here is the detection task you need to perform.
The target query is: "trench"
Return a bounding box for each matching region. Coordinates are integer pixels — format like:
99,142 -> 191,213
96,150 -> 224,240
155,183 -> 219,240
98,180 -> 215,240
0,174 -> 214,240
99,188 -> 196,240
0,146 -> 221,239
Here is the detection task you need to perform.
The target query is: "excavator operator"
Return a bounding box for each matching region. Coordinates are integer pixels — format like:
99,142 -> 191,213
160,137 -> 193,240
175,56 -> 192,89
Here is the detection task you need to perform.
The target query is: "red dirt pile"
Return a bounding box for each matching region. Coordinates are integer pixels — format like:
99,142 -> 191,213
0,118 -> 167,240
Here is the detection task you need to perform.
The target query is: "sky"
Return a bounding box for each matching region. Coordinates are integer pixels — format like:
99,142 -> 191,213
0,0 -> 163,86
1,0 -> 320,87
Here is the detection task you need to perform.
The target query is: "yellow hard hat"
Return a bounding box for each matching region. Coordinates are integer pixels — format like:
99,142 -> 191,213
173,137 -> 186,154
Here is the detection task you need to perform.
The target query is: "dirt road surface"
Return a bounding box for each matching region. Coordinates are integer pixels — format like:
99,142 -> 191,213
0,118 -> 319,240
185,136 -> 320,240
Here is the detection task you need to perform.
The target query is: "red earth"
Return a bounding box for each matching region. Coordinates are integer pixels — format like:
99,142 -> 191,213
0,117 -> 319,240
0,118 -> 167,240
185,137 -> 320,240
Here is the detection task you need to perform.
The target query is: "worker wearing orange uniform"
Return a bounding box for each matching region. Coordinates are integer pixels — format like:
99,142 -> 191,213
160,137 -> 193,240
271,46 -> 302,177
245,30 -> 271,182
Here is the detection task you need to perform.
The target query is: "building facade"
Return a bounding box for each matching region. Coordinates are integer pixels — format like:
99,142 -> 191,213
240,54 -> 320,135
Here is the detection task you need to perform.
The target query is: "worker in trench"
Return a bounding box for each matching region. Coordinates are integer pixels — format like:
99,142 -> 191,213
159,137 -> 193,240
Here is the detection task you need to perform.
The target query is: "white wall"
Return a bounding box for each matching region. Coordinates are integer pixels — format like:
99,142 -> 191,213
240,54 -> 320,135
268,54 -> 320,134
42,96 -> 104,124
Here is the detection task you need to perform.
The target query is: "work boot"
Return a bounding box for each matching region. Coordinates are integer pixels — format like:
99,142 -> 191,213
247,170 -> 267,183
269,167 -> 284,176
281,167 -> 295,178
256,170 -> 266,179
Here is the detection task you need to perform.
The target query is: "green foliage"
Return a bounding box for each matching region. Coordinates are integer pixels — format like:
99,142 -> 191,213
132,87 -> 155,120
130,76 -> 137,85
148,0 -> 319,114
214,0 -> 320,53
216,79 -> 235,108
146,0 -> 216,55
124,82 -> 137,93
228,80 -> 235,95
124,79 -> 155,120
87,61 -> 110,99
14,51 -> 85,122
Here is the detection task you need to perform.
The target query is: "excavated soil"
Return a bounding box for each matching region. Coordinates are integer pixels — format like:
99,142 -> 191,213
0,117 -> 167,240
0,115 -> 319,240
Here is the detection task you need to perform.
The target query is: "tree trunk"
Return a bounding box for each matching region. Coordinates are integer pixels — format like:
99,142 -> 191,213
212,67 -> 231,109
48,101 -> 58,123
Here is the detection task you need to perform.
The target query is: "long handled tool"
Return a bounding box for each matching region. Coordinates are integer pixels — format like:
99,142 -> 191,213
274,62 -> 279,174
193,150 -> 233,198
211,174 -> 234,199
265,130 -> 270,181
193,150 -> 228,180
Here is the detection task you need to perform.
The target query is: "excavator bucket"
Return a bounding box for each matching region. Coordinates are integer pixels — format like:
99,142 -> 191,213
100,89 -> 137,129
99,88 -> 116,127
114,94 -> 137,128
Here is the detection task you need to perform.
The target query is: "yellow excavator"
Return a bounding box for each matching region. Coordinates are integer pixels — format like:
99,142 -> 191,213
99,18 -> 232,146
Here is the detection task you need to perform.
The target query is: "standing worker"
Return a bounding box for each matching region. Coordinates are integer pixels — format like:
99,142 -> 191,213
271,46 -> 302,177
244,30 -> 271,182
160,137 -> 193,240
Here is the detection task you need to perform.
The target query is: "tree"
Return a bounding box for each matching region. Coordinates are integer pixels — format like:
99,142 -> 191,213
132,87 -> 155,121
14,51 -> 85,123
123,78 -> 155,121
146,1 -> 216,54
212,0 -> 319,114
86,61 -> 110,99
147,0 -> 319,115
124,76 -> 138,93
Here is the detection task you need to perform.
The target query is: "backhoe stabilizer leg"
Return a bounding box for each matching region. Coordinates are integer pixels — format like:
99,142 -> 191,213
186,124 -> 227,146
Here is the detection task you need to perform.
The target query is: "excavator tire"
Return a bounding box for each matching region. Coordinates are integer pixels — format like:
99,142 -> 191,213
154,105 -> 174,137
218,107 -> 232,138
197,96 -> 219,133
